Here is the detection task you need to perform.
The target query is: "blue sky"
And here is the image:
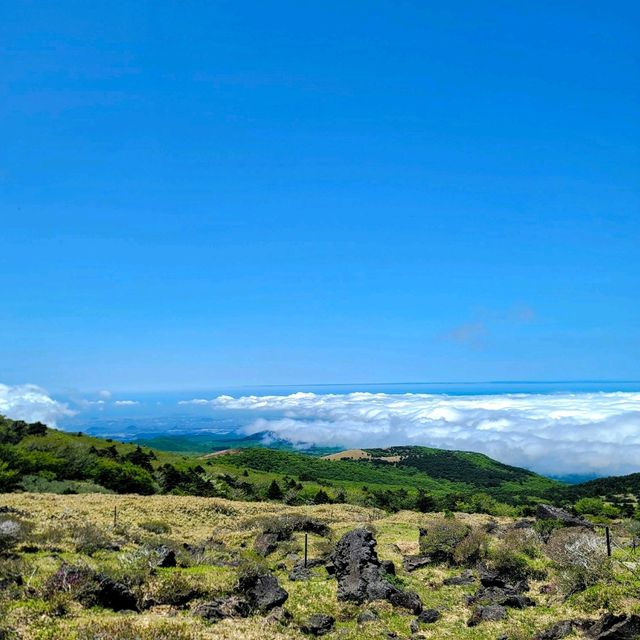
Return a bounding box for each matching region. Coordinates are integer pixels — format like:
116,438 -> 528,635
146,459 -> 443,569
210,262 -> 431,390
1,1 -> 639,392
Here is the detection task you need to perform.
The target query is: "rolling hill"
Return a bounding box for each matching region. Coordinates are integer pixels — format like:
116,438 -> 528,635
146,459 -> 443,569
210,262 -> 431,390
2,413 -> 638,516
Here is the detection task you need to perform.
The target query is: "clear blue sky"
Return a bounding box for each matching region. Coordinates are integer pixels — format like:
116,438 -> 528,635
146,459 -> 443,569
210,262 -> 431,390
1,1 -> 638,392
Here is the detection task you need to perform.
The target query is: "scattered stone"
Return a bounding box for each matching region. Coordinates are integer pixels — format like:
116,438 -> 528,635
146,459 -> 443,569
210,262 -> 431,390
469,585 -> 534,609
380,559 -> 396,575
238,570 -> 288,612
533,620 -> 575,640
402,556 -> 431,572
478,567 -> 508,588
410,619 -> 420,634
254,532 -> 279,556
587,613 -> 640,639
331,528 -> 393,603
417,609 -> 441,624
331,528 -> 423,612
443,570 -> 475,586
192,595 -> 251,621
95,577 -> 138,612
536,504 -> 593,528
357,610 -> 378,624
288,565 -> 312,581
514,519 -> 535,529
388,589 -> 423,614
265,606 -> 293,625
155,545 -> 176,568
301,613 -> 335,636
467,605 -> 507,626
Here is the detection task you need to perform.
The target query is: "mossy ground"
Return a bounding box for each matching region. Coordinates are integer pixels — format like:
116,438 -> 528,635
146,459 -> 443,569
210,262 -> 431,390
2,493 -> 639,640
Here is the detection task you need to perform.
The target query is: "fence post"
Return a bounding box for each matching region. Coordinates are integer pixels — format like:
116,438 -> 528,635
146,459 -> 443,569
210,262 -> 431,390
605,526 -> 612,557
113,506 -> 118,528
304,533 -> 308,567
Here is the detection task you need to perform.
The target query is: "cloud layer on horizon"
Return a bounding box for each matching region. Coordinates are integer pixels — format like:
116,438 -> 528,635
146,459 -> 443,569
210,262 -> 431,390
0,383 -> 74,426
201,391 -> 640,477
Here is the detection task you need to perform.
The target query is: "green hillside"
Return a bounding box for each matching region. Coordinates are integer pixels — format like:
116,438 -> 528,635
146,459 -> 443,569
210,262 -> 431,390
6,413 -> 636,519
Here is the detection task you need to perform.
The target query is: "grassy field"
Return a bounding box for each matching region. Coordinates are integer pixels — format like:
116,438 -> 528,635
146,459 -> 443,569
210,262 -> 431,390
2,492 -> 639,640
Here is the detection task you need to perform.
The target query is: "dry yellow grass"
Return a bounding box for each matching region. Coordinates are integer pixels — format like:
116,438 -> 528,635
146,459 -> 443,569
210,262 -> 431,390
1,493 -> 632,640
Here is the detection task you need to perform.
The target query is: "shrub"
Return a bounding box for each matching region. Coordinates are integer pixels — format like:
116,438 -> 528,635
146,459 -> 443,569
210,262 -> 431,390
534,518 -> 565,542
145,571 -> 202,607
72,523 -> 115,555
252,514 -> 330,540
419,518 -> 471,564
0,517 -> 25,553
546,528 -> 612,595
452,528 -> 488,567
43,563 -> 99,603
75,618 -> 197,640
489,545 -> 545,582
140,520 -> 171,535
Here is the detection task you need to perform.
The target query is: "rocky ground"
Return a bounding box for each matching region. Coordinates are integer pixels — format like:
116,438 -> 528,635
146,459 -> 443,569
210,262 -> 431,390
1,493 -> 639,640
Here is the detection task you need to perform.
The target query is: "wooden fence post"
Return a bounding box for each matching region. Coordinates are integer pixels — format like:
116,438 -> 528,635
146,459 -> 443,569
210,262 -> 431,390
304,533 -> 308,567
605,526 -> 612,557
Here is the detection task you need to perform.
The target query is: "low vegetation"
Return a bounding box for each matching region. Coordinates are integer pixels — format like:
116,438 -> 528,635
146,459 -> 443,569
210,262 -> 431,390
1,493 -> 639,640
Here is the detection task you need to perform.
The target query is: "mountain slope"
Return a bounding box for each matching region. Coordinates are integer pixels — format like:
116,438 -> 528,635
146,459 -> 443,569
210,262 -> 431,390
211,445 -> 562,506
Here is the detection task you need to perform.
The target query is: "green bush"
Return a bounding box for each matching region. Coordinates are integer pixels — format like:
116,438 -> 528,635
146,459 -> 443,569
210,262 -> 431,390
452,528 -> 488,566
419,517 -> 471,564
93,460 -> 156,495
534,518 -> 565,542
72,523 -> 114,555
145,571 -> 202,607
140,520 -> 172,535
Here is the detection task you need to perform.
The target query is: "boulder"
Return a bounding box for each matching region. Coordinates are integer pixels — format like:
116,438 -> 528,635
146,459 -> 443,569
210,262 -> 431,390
443,570 -> 475,586
301,613 -> 335,636
469,585 -> 534,609
536,504 -> 593,528
155,545 -> 176,568
357,610 -> 378,624
331,528 -> 423,613
288,565 -> 312,581
402,556 -> 432,572
533,620 -> 577,640
587,613 -> 640,639
331,528 -> 395,603
380,559 -> 396,575
95,577 -> 138,612
467,604 -> 507,626
265,606 -> 293,625
192,595 -> 251,621
238,570 -> 288,612
388,589 -> 423,614
417,609 -> 441,624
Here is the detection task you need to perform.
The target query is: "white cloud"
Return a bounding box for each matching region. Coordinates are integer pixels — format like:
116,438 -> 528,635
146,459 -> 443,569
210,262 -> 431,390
201,391 -> 640,477
0,383 -> 74,426
113,400 -> 139,406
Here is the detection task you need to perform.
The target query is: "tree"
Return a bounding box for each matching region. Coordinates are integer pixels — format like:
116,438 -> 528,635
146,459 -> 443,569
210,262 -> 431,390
415,489 -> 436,513
267,480 -> 283,500
313,489 -> 330,504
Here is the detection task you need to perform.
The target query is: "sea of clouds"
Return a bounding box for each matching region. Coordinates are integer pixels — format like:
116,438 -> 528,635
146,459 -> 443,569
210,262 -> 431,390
4,381 -> 640,478
204,391 -> 640,477
0,383 -> 73,426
